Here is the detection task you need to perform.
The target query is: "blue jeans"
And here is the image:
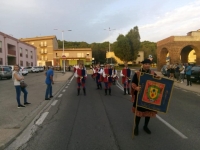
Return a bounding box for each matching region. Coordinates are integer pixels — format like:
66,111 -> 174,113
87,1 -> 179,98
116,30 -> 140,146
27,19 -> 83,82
45,84 -> 52,99
15,86 -> 28,105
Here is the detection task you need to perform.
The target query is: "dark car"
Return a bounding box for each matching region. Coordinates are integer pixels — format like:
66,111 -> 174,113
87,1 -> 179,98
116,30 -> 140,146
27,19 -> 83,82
190,66 -> 200,82
0,66 -> 12,80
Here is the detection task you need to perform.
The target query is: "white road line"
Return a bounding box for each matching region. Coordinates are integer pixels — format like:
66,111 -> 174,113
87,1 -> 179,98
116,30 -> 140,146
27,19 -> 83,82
65,86 -> 68,88
116,82 -> 188,139
156,115 -> 188,139
182,90 -> 188,92
51,100 -> 58,106
58,94 -> 62,98
35,112 -> 49,125
63,89 -> 66,92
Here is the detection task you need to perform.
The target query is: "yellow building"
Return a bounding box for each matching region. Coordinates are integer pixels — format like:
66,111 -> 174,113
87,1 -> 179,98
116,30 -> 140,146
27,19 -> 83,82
20,36 -> 92,67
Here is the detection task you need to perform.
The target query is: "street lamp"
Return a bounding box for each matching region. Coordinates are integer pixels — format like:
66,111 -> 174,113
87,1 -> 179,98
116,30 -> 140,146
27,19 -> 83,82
54,29 -> 72,73
104,27 -> 115,64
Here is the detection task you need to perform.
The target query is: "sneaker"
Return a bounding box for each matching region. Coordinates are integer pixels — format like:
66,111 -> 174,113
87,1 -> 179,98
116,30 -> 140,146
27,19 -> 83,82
18,105 -> 25,108
45,98 -> 50,100
143,126 -> 151,134
24,102 -> 31,105
50,96 -> 53,98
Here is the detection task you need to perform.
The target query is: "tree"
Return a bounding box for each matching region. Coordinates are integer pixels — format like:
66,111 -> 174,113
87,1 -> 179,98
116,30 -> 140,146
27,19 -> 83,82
126,26 -> 141,60
113,34 -> 132,62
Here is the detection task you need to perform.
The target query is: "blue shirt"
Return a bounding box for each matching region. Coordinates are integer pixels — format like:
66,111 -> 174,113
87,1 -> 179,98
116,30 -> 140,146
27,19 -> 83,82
186,65 -> 192,75
45,69 -> 54,84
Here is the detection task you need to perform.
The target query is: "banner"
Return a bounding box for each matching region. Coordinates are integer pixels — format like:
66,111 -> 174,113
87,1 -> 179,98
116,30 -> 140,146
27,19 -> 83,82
137,73 -> 174,113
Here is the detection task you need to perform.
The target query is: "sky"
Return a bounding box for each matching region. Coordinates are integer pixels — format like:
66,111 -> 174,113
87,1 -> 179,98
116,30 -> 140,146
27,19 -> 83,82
0,0 -> 200,44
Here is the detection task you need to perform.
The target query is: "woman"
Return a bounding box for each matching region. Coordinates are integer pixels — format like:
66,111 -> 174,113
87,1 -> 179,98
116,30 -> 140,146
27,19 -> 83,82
13,64 -> 30,108
131,59 -> 157,136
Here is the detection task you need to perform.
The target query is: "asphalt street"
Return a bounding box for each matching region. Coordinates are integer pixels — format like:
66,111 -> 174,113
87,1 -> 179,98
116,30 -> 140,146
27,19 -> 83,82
7,71 -> 200,150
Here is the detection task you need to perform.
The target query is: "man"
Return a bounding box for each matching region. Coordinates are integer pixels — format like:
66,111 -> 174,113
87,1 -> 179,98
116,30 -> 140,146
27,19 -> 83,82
103,64 -> 112,95
45,66 -> 54,100
179,63 -> 185,83
175,63 -> 180,82
131,58 -> 158,136
75,63 -> 87,95
186,63 -> 192,86
95,64 -> 103,89
120,62 -> 131,95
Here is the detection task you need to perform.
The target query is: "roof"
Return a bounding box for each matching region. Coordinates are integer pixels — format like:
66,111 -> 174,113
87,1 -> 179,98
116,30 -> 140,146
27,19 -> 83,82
54,48 -> 92,51
0,31 -> 36,49
20,35 -> 57,42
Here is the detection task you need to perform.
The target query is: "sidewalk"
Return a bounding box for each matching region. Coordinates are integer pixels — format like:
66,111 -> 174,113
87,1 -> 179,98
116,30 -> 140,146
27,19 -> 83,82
155,71 -> 200,94
0,72 -> 73,150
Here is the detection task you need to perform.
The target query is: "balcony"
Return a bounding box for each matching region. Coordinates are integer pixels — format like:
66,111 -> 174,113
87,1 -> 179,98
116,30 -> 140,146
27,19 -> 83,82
39,43 -> 47,47
26,54 -> 28,58
8,49 -> 16,56
20,53 -> 23,57
44,51 -> 48,53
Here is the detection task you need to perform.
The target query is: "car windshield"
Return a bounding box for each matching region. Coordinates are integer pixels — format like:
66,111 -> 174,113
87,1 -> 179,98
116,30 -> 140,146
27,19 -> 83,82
192,66 -> 200,71
3,67 -> 11,71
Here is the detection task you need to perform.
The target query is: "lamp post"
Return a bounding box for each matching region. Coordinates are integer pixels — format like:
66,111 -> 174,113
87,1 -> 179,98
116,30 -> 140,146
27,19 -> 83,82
54,29 -> 72,73
104,27 -> 115,64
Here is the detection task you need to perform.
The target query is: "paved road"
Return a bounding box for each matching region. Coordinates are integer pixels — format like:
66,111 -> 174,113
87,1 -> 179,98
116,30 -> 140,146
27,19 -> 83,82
6,71 -> 200,150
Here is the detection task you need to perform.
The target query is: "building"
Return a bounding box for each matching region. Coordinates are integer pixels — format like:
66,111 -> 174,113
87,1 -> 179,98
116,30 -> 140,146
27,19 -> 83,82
157,29 -> 200,70
20,36 -> 58,66
20,35 -> 92,67
0,32 -> 37,66
54,48 -> 92,67
106,51 -> 144,65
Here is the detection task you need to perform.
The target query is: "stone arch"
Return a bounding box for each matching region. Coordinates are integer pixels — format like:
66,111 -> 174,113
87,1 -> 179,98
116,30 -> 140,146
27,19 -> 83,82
179,45 -> 198,64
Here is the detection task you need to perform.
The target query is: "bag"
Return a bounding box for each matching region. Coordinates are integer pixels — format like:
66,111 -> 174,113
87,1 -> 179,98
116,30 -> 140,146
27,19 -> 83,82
20,81 -> 27,88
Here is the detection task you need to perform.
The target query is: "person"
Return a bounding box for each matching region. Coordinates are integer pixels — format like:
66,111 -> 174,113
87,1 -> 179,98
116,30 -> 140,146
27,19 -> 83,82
120,62 -> 131,95
179,63 -> 185,83
12,64 -> 30,108
103,64 -> 112,95
169,65 -> 175,80
131,59 -> 158,136
185,63 -> 192,86
45,66 -> 54,100
175,63 -> 180,82
75,63 -> 87,95
112,66 -> 118,85
95,64 -> 103,89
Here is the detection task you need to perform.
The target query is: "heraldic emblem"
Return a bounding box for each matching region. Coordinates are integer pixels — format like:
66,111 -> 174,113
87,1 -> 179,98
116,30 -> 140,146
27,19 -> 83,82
137,73 -> 174,113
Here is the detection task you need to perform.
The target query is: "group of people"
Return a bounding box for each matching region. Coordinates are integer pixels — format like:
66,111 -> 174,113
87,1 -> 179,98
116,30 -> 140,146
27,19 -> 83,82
12,57 -> 162,137
166,63 -> 192,86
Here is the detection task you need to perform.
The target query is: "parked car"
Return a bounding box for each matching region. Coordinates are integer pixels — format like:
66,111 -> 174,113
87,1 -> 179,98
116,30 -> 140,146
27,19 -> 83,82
25,66 -> 40,73
161,65 -> 168,76
190,66 -> 200,82
36,66 -> 44,72
0,66 -> 12,80
20,67 -> 28,76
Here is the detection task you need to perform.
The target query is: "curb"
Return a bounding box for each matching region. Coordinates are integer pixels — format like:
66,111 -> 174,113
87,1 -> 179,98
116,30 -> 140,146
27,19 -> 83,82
0,74 -> 74,150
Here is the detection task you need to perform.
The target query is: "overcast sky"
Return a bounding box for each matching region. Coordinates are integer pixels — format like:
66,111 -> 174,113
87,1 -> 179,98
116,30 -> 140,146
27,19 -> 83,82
0,0 -> 200,44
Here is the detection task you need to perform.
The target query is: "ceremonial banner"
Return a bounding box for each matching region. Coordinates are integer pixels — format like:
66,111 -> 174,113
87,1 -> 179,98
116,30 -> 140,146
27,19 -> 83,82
137,73 -> 174,113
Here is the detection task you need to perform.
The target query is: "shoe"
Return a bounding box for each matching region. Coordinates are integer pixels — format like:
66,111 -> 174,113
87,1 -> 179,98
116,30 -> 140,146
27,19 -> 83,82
143,126 -> 151,134
24,102 -> 31,105
50,96 -> 53,98
45,98 -> 50,100
18,105 -> 25,108
134,127 -> 139,136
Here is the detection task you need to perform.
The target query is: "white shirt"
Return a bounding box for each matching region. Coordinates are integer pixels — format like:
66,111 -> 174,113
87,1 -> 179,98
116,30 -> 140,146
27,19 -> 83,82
12,71 -> 21,86
180,66 -> 185,74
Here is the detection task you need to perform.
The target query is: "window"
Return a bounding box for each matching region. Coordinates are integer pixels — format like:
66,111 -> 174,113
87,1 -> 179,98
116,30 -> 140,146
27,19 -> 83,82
137,55 -> 140,57
26,49 -> 28,58
31,62 -> 33,66
20,60 -> 23,66
77,53 -> 84,57
31,51 -> 33,59
0,58 -> 2,65
0,41 -> 2,53
20,48 -> 23,57
26,61 -> 29,66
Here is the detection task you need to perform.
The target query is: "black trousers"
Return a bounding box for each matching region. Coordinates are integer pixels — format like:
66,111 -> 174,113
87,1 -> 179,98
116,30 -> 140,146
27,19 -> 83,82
186,75 -> 192,85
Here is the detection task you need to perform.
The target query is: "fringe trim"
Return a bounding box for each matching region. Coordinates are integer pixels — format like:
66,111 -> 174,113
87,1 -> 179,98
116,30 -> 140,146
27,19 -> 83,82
132,107 -> 157,117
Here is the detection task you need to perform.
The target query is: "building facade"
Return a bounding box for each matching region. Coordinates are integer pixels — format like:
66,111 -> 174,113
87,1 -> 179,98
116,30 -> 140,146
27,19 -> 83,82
54,48 -> 92,67
20,36 -> 58,66
0,32 -> 37,66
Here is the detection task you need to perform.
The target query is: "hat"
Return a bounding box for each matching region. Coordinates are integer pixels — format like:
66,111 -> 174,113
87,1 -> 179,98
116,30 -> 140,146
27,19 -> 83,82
141,58 -> 152,64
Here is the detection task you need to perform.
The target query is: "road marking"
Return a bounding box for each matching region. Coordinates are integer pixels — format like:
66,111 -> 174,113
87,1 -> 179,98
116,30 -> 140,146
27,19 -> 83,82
63,89 -> 66,92
58,94 -> 62,98
182,90 -> 188,92
156,115 -> 188,139
116,82 -> 188,139
51,100 -> 58,106
35,112 -> 49,125
65,86 -> 68,88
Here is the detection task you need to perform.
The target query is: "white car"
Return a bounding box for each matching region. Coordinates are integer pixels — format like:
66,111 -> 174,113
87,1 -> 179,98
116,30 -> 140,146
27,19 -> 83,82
36,66 -> 44,72
25,67 -> 40,73
20,67 -> 28,76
